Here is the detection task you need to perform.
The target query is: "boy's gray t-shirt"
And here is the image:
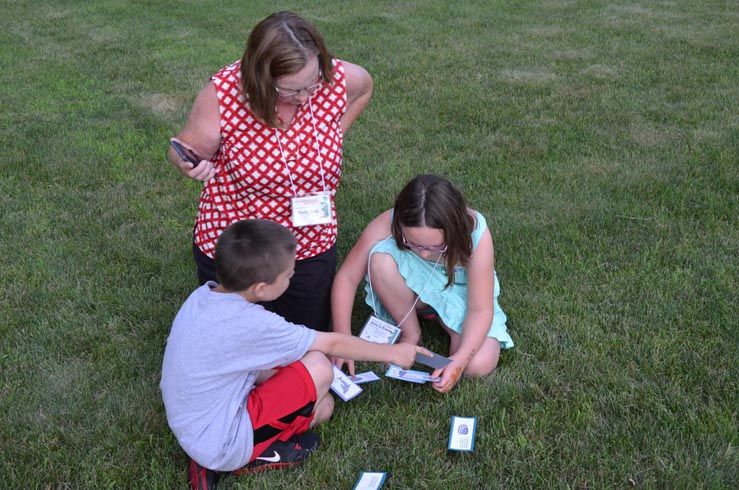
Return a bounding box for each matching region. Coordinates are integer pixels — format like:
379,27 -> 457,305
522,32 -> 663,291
160,282 -> 316,471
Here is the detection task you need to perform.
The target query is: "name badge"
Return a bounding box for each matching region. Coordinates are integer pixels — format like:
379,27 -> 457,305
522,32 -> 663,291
291,192 -> 333,227
359,315 -> 401,345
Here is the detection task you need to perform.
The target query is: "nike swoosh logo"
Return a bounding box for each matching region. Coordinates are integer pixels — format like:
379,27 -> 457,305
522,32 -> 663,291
256,451 -> 280,463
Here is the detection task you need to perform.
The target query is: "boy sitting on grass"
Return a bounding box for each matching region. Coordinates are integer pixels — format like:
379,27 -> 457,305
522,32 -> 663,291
160,219 -> 430,490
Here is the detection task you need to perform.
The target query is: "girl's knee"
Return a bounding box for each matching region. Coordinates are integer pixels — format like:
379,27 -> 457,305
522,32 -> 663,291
464,349 -> 500,377
463,341 -> 501,377
464,359 -> 497,377
368,253 -> 401,283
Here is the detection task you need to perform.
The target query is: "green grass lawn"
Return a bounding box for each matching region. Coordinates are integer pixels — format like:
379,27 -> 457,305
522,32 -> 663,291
1,1 -> 736,488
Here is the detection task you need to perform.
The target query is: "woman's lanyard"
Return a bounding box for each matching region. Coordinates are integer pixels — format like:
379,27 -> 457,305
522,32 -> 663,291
275,98 -> 332,227
367,236 -> 445,328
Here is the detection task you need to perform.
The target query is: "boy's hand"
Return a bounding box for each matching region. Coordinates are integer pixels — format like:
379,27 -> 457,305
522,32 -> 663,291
391,344 -> 433,370
332,357 -> 356,377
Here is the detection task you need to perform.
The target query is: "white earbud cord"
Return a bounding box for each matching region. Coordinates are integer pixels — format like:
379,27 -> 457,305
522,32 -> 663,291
275,97 -> 328,197
367,236 -> 444,329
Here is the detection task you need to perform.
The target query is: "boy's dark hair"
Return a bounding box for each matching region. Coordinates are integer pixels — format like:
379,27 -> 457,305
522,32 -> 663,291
214,219 -> 297,291
391,174 -> 474,288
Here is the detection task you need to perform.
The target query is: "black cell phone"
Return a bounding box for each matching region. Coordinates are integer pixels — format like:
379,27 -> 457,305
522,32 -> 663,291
170,139 -> 203,166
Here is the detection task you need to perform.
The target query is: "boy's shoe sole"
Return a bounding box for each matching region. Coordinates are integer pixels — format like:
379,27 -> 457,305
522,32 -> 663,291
235,431 -> 321,473
189,458 -> 221,490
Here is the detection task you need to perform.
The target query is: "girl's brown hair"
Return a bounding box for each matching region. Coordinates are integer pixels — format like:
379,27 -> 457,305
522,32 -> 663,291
391,174 -> 475,288
241,11 -> 334,127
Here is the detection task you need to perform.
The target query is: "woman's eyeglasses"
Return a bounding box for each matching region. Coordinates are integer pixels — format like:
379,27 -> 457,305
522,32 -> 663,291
402,234 -> 447,254
274,70 -> 323,99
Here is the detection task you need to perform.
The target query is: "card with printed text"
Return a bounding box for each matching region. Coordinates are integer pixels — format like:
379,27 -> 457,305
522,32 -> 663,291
330,366 -> 363,401
448,416 -> 477,452
353,472 -> 387,490
291,193 -> 332,227
385,365 -> 440,384
351,371 -> 381,384
359,315 -> 401,344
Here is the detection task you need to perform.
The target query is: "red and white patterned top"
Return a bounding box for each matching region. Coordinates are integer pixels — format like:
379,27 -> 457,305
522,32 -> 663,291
194,59 -> 347,260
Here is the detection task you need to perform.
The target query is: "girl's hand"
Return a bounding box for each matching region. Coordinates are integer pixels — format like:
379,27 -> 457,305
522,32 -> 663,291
431,358 -> 465,394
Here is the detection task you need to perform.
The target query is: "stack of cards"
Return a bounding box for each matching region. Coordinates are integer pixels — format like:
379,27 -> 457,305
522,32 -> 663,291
383,350 -> 451,385
414,351 -> 452,370
385,365 -> 440,384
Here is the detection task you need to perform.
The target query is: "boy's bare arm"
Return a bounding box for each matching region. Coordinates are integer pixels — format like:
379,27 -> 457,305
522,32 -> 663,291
309,332 -> 431,370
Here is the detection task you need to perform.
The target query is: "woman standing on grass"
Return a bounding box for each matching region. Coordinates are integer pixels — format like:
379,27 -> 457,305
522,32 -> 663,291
167,11 -> 373,332
331,174 -> 513,393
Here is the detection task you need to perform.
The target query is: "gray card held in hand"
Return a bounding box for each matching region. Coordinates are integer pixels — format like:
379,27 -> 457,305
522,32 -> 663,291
415,352 -> 452,369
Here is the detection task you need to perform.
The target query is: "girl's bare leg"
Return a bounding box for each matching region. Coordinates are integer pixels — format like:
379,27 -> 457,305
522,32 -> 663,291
368,253 -> 422,344
441,324 -> 501,377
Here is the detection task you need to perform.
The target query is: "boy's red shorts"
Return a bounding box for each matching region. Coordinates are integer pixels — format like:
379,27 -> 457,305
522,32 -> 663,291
245,360 -> 317,462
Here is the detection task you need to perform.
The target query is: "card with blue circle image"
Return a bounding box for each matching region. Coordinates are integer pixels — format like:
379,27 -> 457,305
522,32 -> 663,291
448,416 -> 477,451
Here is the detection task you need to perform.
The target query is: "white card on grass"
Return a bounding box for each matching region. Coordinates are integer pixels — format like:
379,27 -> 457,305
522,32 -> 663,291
331,366 -> 363,401
359,315 -> 401,344
448,416 -> 477,452
385,365 -> 440,384
351,371 -> 381,384
354,472 -> 387,490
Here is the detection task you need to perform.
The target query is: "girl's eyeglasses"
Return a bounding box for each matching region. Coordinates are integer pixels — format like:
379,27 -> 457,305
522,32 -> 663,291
402,234 -> 447,254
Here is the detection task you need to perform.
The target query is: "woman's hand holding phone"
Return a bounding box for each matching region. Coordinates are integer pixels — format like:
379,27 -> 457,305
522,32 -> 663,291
169,138 -> 216,182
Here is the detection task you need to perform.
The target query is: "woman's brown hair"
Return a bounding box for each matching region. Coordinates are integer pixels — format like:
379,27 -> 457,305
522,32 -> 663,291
241,11 -> 334,127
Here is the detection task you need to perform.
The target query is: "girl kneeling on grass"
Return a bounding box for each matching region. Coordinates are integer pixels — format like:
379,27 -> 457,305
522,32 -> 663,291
331,174 -> 514,393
